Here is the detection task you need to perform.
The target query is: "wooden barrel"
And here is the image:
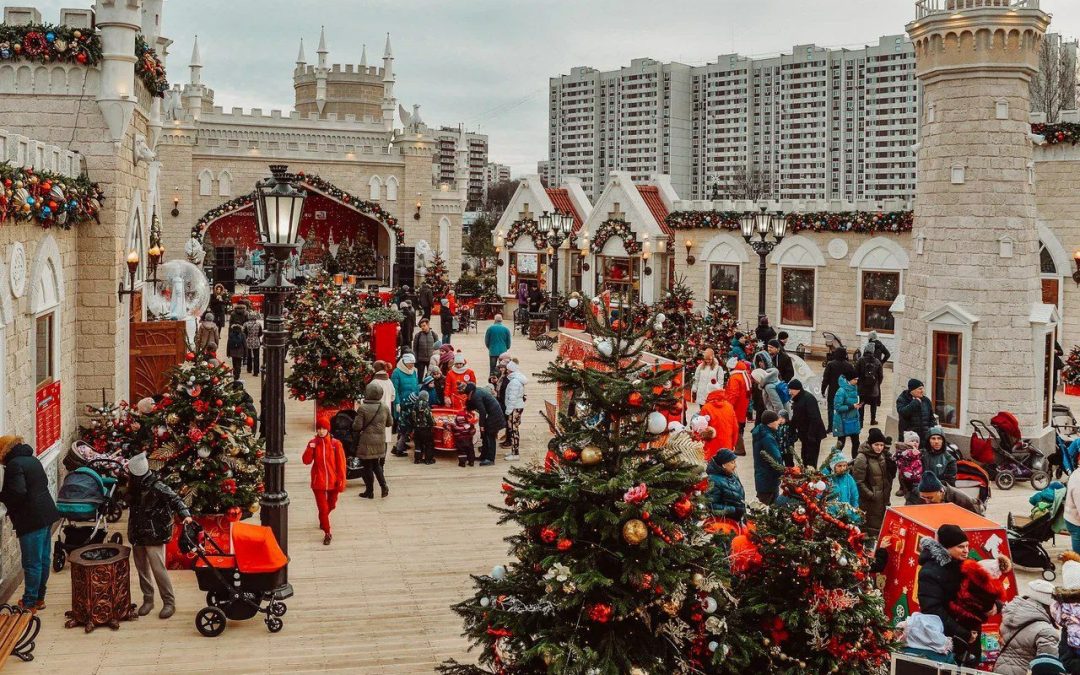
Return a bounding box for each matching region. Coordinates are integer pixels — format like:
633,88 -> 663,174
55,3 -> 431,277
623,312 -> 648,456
64,544 -> 137,632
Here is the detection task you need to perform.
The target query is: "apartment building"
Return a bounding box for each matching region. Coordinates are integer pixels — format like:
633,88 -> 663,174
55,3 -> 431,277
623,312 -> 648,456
434,126 -> 489,209
485,162 -> 511,186
547,35 -> 919,202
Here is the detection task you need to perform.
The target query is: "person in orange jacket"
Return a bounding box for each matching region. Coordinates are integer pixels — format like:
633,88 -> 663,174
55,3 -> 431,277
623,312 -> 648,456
700,389 -> 740,462
444,352 -> 476,411
302,419 -> 347,546
725,358 -> 753,454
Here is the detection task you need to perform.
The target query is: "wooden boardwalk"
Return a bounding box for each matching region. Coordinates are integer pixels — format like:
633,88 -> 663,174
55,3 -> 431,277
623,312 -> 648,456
30,323 -> 552,674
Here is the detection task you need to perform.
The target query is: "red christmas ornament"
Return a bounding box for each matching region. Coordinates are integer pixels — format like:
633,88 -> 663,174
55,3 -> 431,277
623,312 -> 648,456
185,351 -> 195,361
628,391 -> 644,407
586,602 -> 613,624
539,526 -> 558,544
797,565 -> 810,577
672,497 -> 693,519
556,538 -> 573,551
245,416 -> 255,427
562,449 -> 579,462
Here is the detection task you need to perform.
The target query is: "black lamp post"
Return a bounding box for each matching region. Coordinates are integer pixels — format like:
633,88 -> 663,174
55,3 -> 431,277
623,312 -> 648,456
538,210 -> 575,330
254,164 -> 307,600
740,205 -> 787,319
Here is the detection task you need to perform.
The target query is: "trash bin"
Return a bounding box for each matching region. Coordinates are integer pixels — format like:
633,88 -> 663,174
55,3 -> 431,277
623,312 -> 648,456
64,543 -> 137,632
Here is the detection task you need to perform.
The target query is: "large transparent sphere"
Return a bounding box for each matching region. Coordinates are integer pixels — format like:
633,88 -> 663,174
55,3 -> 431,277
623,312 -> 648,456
146,260 -> 211,320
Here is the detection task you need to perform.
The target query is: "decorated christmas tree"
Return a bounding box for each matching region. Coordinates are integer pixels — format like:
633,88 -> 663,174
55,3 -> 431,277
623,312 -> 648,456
425,250 -> 451,298
1063,344 -> 1080,387
647,277 -> 701,363
355,235 -> 377,278
703,297 -> 740,363
335,240 -> 355,276
714,459 -> 897,674
79,399 -> 143,456
144,353 -> 265,517
285,272 -> 370,405
440,299 -> 750,674
319,246 -> 339,275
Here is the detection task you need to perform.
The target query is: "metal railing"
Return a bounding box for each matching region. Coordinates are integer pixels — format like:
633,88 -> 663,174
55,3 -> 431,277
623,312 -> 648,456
915,0 -> 1039,19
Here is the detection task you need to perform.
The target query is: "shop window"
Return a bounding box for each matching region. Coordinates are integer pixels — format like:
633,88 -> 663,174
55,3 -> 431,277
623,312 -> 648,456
1040,243 -> 1061,308
860,271 -> 900,333
36,313 -> 55,387
570,255 -> 583,293
596,256 -> 640,303
780,267 -> 815,327
932,331 -> 962,429
709,263 -> 739,320
509,252 -> 548,294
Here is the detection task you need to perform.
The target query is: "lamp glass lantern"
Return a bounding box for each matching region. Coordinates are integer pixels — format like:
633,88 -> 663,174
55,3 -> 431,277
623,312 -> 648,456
755,206 -> 771,236
255,169 -> 306,246
739,212 -> 755,240
557,211 -> 574,235
537,211 -> 552,234
771,212 -> 788,240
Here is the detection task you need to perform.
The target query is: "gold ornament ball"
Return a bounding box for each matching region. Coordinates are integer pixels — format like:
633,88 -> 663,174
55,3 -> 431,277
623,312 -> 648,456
629,668 -> 647,675
580,446 -> 602,465
691,572 -> 705,588
166,413 -> 180,425
622,519 -> 648,545
661,600 -> 679,616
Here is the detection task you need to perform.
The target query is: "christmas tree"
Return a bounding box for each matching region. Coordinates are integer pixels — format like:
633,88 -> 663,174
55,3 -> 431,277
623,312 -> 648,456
714,460 -> 897,674
440,299 -> 749,674
1063,344 -> 1080,386
647,277 -> 700,363
79,399 -> 146,457
355,235 -> 377,278
319,246 -> 339,275
703,298 -> 740,363
285,272 -> 370,405
425,250 -> 451,298
144,352 -> 265,516
335,240 -> 355,276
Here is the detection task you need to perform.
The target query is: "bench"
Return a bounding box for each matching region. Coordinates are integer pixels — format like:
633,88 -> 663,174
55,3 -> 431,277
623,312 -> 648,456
0,604 -> 39,666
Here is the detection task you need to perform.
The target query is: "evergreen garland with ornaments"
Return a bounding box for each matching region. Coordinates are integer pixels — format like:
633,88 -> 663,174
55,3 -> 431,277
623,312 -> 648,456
439,300 -> 752,675
1032,122 -> 1080,146
0,163 -> 104,228
143,353 -> 265,517
425,250 -> 451,298
1063,345 -> 1080,386
79,400 -> 145,457
285,272 -> 371,405
716,459 -> 897,674
134,34 -> 168,97
0,23 -> 102,65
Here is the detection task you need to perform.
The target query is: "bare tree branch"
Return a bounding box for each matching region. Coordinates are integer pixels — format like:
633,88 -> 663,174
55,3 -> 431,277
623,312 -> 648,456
710,167 -> 773,201
1031,36 -> 1078,123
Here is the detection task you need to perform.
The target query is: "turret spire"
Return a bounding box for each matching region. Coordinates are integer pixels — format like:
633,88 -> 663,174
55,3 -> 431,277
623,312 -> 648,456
296,37 -> 306,66
383,32 -> 392,58
189,35 -> 202,86
317,25 -> 328,68
360,43 -> 367,68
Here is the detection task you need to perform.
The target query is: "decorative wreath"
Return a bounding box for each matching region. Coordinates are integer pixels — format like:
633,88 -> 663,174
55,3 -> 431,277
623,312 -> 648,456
590,218 -> 641,255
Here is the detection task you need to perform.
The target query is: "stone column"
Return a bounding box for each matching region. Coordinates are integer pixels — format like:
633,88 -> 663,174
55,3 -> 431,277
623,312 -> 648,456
896,1 -> 1052,439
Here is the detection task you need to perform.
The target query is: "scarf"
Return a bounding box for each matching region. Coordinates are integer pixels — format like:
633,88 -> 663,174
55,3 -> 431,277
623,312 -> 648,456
397,360 -> 415,375
452,363 -> 469,375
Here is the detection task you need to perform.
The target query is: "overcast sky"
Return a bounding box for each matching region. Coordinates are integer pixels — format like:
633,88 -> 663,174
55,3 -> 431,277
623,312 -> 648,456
33,1 -> 1080,175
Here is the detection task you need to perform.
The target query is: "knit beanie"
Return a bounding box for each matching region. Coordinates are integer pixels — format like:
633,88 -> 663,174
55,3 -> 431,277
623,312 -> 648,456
316,419 -> 330,431
715,448 -> 737,464
1029,656 -> 1067,675
908,378 -> 924,391
402,353 -> 416,365
751,369 -> 767,385
919,471 -> 944,494
927,426 -> 946,441
767,339 -> 781,349
760,410 -> 780,426
788,378 -> 803,391
936,523 -> 968,549
867,428 -> 887,446
903,431 -> 921,447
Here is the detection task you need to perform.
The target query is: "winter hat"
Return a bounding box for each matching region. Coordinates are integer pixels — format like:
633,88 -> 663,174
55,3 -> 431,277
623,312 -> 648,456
454,352 -> 466,366
867,428 -> 887,446
402,353 -> 416,365
715,448 -> 738,464
908,378 -> 924,392
919,471 -> 944,494
903,431 -> 921,447
422,375 -> 435,388
0,435 -> 23,461
127,452 -> 150,477
418,391 -> 429,401
863,343 -> 876,357
760,410 -> 780,426
1062,560 -> 1080,591
750,368 -> 768,385
978,556 -> 1012,579
788,378 -> 803,391
726,357 -> 739,371
927,426 -> 945,441
1029,656 -> 1067,675
936,523 -> 968,549
506,361 -> 520,374
1027,579 -> 1055,607
869,330 -> 879,341
778,331 -> 789,341
767,339 -> 782,349
316,418 -> 331,431
203,311 -> 215,322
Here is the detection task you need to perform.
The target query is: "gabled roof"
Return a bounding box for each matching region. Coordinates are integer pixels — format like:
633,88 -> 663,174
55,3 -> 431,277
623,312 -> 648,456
637,185 -> 671,235
546,188 -> 583,232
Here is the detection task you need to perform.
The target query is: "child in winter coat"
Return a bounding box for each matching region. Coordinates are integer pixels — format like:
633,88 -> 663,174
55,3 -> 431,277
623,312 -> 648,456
444,353 -> 476,411
922,426 -> 958,487
410,391 -> 436,465
949,556 -> 1013,638
452,415 -> 476,467
894,431 -> 924,498
824,449 -> 861,523
302,419 -> 347,545
243,312 -> 263,375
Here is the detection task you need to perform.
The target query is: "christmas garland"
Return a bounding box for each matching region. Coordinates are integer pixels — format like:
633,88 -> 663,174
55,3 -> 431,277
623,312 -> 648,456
665,210 -> 913,235
190,171 -> 405,245
504,218 -> 546,250
0,22 -> 101,65
1032,122 -> 1080,146
590,218 -> 641,254
135,34 -> 168,98
0,162 -> 104,229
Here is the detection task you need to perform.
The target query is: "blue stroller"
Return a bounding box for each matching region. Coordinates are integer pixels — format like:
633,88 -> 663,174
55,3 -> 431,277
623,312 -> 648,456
1051,403 -> 1079,478
52,458 -> 124,572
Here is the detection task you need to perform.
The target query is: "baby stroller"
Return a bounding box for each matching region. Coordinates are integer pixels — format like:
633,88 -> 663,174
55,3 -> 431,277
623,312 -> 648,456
969,411 -> 1049,490
1006,484 -> 1064,582
182,520 -> 289,637
62,441 -> 127,522
52,457 -> 124,572
1051,403 -> 1080,478
954,460 -> 992,505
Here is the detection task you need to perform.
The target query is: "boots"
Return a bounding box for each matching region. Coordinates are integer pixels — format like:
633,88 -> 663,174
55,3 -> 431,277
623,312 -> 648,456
158,603 -> 175,619
138,598 -> 154,617
359,490 -> 374,499
381,486 -> 390,498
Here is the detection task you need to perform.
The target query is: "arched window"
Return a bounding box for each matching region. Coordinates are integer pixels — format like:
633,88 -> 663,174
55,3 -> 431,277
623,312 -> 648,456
368,175 -> 382,200
29,235 -> 64,460
700,233 -> 749,320
769,235 -> 826,329
385,175 -> 399,201
1037,223 -> 1069,309
218,170 -> 233,197
198,169 -> 214,196
849,237 -> 909,334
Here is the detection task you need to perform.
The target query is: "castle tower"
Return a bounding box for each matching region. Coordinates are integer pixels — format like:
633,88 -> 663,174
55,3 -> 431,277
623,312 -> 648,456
94,0 -> 142,145
896,0 -> 1055,441
381,33 -> 396,132
315,26 -> 328,116
181,35 -> 205,120
140,0 -> 163,42
296,37 -> 306,69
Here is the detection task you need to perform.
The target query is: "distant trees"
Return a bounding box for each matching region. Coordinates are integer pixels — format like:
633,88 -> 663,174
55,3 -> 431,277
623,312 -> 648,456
710,166 -> 774,201
1031,35 -> 1078,123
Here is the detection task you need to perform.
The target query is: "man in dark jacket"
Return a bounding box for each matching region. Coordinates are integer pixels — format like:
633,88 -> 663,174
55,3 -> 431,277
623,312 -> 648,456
461,382 -> 506,466
399,301 -> 416,353
0,437 -> 60,611
769,339 -> 795,382
418,282 -> 434,320
413,319 -> 436,383
788,379 -> 828,468
918,525 -> 979,665
821,347 -> 855,434
440,298 -> 454,345
897,378 -> 935,446
908,471 -> 985,514
126,452 -> 192,619
855,345 -> 884,427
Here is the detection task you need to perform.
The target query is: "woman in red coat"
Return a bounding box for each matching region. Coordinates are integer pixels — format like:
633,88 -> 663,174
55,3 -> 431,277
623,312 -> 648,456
725,359 -> 752,454
444,352 -> 476,411
302,420 -> 347,545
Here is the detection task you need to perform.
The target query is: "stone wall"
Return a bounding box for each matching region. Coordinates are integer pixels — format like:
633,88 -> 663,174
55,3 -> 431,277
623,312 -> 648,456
1033,144 -> 1080,351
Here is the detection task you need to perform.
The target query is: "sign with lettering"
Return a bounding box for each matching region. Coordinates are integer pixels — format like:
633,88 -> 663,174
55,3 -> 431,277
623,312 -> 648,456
35,380 -> 61,455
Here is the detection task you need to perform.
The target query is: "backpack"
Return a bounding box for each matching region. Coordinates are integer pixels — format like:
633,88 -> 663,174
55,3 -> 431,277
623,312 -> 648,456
774,380 -> 791,405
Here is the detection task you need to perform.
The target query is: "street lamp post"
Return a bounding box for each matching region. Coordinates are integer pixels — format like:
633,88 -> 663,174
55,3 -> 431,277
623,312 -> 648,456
740,205 -> 787,319
254,164 -> 307,599
537,210 -> 575,330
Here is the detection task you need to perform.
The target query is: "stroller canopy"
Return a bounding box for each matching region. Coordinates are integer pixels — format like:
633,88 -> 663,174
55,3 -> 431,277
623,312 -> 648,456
230,521 -> 288,574
57,467 -> 106,505
991,411 -> 1023,445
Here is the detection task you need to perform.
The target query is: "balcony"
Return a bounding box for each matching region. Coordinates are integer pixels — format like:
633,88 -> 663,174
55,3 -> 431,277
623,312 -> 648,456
915,0 -> 1037,19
